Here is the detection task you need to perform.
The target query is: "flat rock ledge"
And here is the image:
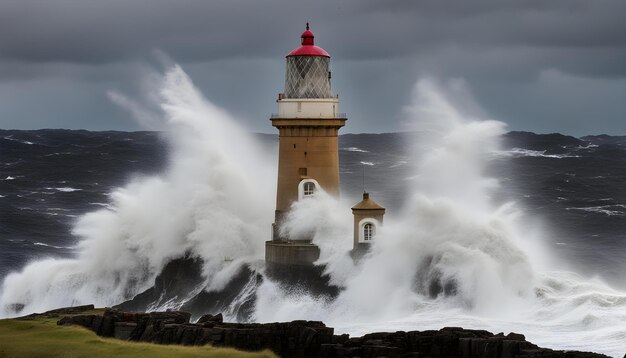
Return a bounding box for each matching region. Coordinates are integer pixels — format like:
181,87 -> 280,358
55,308 -> 608,358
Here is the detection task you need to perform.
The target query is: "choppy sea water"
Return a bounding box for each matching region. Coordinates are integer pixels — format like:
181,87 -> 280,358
1,128 -> 625,355
2,130 -> 626,292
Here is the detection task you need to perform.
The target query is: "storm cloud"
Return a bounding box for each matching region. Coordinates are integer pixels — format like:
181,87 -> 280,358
1,0 -> 625,135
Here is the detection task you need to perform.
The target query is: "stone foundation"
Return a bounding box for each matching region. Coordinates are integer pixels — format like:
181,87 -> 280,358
265,240 -> 320,265
57,308 -> 610,358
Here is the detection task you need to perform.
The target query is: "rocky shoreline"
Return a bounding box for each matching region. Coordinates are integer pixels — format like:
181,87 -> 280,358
46,305 -> 609,358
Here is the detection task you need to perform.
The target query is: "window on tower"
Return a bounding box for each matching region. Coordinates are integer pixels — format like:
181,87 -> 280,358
298,179 -> 320,200
363,223 -> 374,241
303,182 -> 315,196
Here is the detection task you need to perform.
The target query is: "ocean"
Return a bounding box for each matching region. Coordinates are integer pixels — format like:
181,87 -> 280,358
2,129 -> 625,288
1,67 -> 625,357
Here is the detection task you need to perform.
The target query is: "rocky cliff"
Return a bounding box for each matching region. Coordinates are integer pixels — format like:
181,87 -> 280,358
56,308 -> 609,358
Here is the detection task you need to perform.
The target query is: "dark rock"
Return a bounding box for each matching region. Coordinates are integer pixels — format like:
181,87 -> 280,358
180,265 -> 262,322
413,256 -> 458,299
24,304 -> 95,320
117,257 -> 262,323
44,304 -> 95,315
333,333 -> 349,344
264,262 -> 340,300
116,256 -> 343,324
115,255 -> 204,313
197,313 -> 223,324
56,309 -> 611,358
506,332 -> 525,341
100,313 -> 116,337
58,314 -> 96,327
114,322 -> 137,340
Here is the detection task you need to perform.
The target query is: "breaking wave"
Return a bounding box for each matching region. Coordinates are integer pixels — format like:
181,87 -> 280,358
500,148 -> 581,159
1,67 -> 624,356
566,205 -> 626,216
341,147 -> 369,153
255,79 -> 626,357
0,65 -> 274,316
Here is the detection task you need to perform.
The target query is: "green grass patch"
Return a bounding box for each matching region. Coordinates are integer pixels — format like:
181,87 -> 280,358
0,315 -> 276,358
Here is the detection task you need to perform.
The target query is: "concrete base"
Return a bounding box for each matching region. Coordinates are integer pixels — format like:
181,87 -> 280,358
350,243 -> 372,262
265,240 -> 339,298
265,240 -> 320,265
264,261 -> 339,298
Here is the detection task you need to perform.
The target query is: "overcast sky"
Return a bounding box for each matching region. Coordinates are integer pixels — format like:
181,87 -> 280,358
1,0 -> 625,135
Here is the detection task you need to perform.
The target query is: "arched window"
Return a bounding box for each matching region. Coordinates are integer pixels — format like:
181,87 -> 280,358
303,182 -> 315,196
358,219 -> 379,243
298,179 -> 320,200
363,223 -> 374,241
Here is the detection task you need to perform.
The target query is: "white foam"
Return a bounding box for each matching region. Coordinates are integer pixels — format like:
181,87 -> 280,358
2,70 -> 624,357
566,205 -> 625,216
341,147 -> 369,153
89,203 -> 112,209
33,242 -> 75,250
389,160 -> 408,168
500,148 -> 581,159
3,136 -> 34,145
44,152 -> 72,157
255,79 -> 626,357
44,187 -> 82,193
0,65 -> 275,317
576,144 -> 599,150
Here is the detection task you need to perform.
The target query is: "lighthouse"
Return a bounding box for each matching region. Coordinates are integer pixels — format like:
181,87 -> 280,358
266,23 -> 346,266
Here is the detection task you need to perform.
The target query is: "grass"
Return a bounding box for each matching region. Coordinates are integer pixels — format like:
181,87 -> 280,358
0,312 -> 276,358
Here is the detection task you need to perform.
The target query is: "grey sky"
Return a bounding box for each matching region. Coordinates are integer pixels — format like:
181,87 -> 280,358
0,0 -> 625,135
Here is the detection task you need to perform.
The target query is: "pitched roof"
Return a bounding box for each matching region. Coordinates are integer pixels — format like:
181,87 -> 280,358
352,192 -> 385,210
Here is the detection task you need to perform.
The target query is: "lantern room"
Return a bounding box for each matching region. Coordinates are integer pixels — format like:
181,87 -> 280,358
284,23 -> 332,99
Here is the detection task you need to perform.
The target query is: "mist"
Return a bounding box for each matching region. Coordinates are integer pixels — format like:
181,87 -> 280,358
1,65 -> 625,356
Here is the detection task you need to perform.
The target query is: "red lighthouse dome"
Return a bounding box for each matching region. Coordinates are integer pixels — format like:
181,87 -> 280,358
287,23 -> 330,58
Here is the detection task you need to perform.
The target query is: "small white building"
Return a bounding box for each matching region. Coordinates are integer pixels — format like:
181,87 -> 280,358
351,192 -> 385,253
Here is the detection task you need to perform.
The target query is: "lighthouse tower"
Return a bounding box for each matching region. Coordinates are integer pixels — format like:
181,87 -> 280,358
266,23 -> 346,266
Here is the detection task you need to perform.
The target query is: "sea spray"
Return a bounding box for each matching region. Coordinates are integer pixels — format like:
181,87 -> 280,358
255,79 -> 626,357
0,65 -> 275,317
256,79 -> 535,320
352,80 -> 626,356
279,190 -> 355,287
1,67 -> 625,356
395,79 -> 536,314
